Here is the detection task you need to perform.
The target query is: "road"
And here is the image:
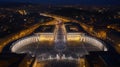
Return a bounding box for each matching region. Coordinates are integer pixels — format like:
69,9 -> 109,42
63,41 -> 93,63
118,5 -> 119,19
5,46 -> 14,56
54,21 -> 67,52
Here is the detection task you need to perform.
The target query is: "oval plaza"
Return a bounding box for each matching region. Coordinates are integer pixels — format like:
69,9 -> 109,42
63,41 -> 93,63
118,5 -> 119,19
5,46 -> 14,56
11,22 -> 108,62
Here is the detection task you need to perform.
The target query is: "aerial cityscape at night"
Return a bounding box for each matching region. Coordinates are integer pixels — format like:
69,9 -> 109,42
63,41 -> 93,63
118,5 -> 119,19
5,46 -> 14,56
0,0 -> 120,67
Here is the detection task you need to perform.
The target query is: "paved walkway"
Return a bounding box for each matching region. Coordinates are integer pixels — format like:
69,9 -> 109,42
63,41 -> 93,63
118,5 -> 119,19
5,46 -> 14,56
54,23 -> 66,52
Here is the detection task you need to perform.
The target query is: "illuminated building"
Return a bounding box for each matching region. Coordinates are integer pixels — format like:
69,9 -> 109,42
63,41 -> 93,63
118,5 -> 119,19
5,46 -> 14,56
11,25 -> 56,54
34,25 -> 56,41
11,22 -> 108,58
1,22 -> 115,67
65,22 -> 107,51
65,22 -> 85,41
18,10 -> 27,15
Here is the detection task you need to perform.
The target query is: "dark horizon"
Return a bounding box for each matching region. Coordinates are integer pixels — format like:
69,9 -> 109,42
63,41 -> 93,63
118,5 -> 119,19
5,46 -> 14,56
0,0 -> 120,6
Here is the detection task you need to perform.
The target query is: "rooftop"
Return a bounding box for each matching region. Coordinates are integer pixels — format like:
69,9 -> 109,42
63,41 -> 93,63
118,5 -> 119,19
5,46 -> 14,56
34,25 -> 55,33
64,22 -> 84,33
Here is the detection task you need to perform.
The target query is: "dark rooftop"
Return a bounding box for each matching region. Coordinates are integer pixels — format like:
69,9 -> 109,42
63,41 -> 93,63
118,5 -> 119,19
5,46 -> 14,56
65,22 -> 84,33
98,52 -> 120,67
107,29 -> 120,44
0,53 -> 27,67
34,25 -> 55,33
85,51 -> 120,67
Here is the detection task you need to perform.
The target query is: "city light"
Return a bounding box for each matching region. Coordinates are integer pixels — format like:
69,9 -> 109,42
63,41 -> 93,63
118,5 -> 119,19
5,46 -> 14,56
0,3 -> 120,67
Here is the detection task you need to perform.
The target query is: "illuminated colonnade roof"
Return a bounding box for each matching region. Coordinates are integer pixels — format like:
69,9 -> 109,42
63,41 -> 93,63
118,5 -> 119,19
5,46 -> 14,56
83,35 -> 107,51
11,25 -> 56,53
64,22 -> 107,51
10,23 -> 108,61
11,35 -> 40,53
10,34 -> 108,61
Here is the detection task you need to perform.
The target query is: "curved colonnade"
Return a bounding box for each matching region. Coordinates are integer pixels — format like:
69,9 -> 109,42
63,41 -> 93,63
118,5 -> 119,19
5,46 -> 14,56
81,35 -> 107,51
11,35 -> 40,53
11,35 -> 108,54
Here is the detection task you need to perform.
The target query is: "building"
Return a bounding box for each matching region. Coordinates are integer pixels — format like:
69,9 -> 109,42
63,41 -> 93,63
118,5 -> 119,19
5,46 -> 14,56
64,22 -> 85,41
34,25 -> 56,41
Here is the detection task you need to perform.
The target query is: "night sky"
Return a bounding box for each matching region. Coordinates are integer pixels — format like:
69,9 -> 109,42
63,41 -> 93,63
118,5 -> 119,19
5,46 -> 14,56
0,0 -> 120,5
